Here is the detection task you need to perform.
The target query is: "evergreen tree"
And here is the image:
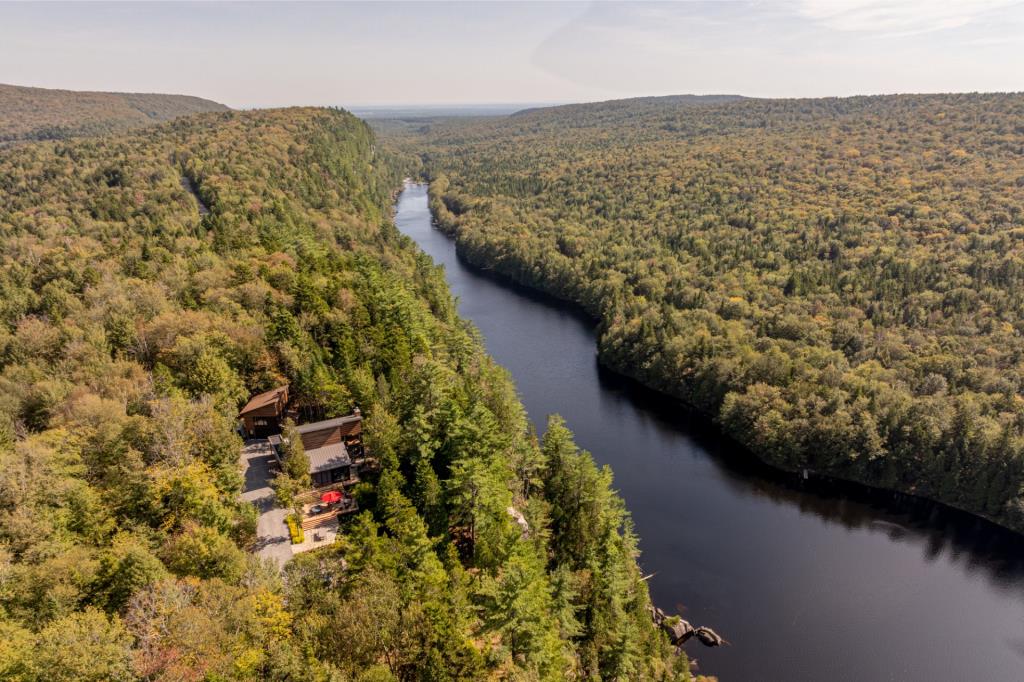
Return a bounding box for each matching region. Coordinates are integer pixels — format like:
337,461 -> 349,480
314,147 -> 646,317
281,419 -> 311,486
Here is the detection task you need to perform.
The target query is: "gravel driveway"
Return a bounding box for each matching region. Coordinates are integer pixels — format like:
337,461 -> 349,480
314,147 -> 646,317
239,439 -> 292,568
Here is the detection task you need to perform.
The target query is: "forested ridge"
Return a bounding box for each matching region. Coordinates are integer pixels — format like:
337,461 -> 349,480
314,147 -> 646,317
0,106 -> 695,680
379,92 -> 1024,533
0,82 -> 228,144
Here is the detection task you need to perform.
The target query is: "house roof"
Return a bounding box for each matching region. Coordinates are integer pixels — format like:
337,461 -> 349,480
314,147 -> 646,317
293,414 -> 361,435
267,438 -> 351,473
238,385 -> 287,417
266,409 -> 362,446
307,441 -> 352,473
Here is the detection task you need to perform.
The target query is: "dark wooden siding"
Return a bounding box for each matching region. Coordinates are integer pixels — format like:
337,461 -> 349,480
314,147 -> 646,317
301,426 -> 342,451
248,404 -> 282,417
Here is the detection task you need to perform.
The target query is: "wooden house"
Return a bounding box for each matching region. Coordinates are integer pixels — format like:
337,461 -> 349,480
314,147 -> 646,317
238,385 -> 290,438
269,409 -> 364,487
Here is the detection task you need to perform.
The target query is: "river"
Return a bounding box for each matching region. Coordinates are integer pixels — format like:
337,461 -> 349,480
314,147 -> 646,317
394,182 -> 1024,681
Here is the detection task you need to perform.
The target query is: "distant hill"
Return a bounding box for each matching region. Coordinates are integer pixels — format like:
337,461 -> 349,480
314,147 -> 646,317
511,93 -> 747,118
351,103 -> 547,119
0,82 -> 228,143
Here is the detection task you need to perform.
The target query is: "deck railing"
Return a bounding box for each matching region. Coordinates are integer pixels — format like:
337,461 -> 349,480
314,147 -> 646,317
295,479 -> 354,505
300,500 -> 359,530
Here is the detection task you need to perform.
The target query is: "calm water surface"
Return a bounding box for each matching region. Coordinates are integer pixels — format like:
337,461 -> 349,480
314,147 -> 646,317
395,183 -> 1024,681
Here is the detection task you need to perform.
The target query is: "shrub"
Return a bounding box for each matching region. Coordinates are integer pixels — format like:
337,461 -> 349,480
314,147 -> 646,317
286,514 -> 304,545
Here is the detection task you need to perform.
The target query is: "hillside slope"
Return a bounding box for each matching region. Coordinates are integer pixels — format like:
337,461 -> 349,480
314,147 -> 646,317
0,107 -> 695,680
386,92 -> 1024,534
0,82 -> 228,142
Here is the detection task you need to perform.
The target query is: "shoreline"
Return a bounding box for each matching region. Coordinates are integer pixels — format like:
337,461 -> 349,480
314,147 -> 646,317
411,179 -> 1024,541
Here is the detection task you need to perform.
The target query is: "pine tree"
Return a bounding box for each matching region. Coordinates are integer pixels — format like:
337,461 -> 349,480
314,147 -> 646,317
280,419 -> 310,486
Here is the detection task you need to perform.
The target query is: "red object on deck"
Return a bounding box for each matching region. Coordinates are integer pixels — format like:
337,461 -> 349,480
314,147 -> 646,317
320,490 -> 343,504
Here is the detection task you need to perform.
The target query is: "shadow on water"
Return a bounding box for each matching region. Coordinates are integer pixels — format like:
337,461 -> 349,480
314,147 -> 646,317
594,363 -> 1024,593
449,246 -> 597,324
446,219 -> 1024,593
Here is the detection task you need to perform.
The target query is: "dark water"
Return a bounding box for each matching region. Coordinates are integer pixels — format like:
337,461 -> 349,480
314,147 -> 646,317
394,183 -> 1024,681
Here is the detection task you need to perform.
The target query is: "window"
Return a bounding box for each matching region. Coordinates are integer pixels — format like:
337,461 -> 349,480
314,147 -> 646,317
254,419 -> 268,426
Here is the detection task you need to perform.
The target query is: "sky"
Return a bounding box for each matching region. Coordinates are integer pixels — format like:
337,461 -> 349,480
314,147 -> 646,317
0,1 -> 1022,108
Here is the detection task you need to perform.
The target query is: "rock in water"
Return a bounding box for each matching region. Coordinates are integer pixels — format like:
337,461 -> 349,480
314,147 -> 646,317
694,626 -> 726,647
660,617 -> 694,644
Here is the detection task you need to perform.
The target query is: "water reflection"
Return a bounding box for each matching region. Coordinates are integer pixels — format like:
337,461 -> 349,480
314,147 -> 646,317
594,347 -> 1024,592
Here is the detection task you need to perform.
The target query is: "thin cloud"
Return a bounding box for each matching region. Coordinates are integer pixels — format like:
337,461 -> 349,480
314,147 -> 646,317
795,0 -> 1021,37
529,1 -> 1023,98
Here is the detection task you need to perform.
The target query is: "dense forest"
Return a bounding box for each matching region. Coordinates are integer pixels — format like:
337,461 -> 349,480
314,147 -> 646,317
0,82 -> 228,143
0,105 -> 695,679
379,92 -> 1024,533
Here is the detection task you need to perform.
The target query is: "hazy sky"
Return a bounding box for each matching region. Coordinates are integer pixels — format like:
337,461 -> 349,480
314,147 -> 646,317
1,1 -> 1022,108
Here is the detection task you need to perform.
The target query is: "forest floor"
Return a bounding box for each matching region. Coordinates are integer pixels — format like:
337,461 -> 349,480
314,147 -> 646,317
239,439 -> 292,568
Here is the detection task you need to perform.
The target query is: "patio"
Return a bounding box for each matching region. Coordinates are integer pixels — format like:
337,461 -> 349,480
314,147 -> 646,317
289,491 -> 360,555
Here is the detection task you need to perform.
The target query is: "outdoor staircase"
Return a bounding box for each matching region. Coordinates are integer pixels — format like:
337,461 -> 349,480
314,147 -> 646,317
301,511 -> 338,531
